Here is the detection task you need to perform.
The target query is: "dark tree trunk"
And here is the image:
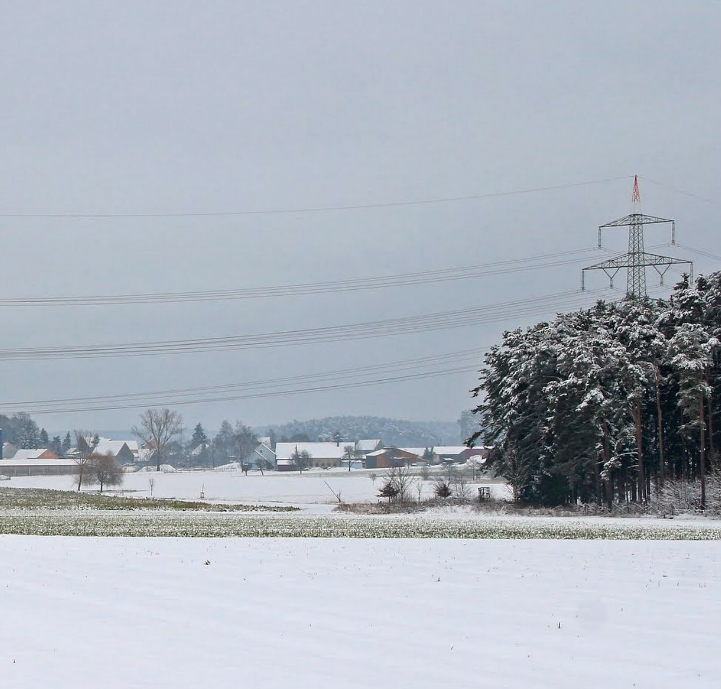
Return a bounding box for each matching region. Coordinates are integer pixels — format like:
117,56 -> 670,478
700,393 -> 707,510
633,402 -> 646,503
706,390 -> 715,471
602,422 -> 613,509
655,364 -> 665,488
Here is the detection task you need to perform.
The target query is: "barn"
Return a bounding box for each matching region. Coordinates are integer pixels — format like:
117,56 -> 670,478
364,448 -> 421,470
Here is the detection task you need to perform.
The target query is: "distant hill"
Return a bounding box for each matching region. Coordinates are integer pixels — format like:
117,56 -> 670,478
259,416 -> 460,447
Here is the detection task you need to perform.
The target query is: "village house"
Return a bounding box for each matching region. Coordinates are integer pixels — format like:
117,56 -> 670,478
431,446 -> 472,463
275,442 -> 350,470
94,439 -> 138,464
354,439 -> 382,458
364,447 -> 422,469
245,440 -> 276,470
0,448 -> 76,477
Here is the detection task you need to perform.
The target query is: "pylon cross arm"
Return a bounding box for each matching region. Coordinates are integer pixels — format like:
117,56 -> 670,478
583,252 -> 691,271
599,213 -> 673,229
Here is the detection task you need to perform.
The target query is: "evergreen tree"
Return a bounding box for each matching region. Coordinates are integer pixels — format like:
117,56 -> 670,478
15,413 -> 40,449
211,420 -> 235,466
50,435 -> 63,457
470,272 -> 721,507
190,423 -> 209,449
39,428 -> 49,446
62,432 -> 72,455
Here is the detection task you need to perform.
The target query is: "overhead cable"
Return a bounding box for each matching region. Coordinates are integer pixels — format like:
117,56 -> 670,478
0,247 -> 600,307
5,347 -> 487,412
0,176 -> 632,219
0,288 -> 612,362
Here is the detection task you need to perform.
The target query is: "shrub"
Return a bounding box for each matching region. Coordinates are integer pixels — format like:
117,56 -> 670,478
433,480 -> 452,499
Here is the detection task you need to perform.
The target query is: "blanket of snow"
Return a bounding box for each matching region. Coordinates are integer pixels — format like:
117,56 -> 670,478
0,536 -> 718,689
5,468 -> 510,507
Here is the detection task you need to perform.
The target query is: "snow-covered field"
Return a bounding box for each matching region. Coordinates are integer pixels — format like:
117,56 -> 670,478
6,468 -> 510,507
1,536 -> 719,689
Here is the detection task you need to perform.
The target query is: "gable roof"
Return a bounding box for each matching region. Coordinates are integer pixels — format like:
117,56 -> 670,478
432,446 -> 468,456
400,448 -> 428,458
275,442 -> 350,461
0,456 -> 76,468
366,447 -> 421,458
94,440 -> 138,457
355,439 -> 382,452
10,449 -> 59,461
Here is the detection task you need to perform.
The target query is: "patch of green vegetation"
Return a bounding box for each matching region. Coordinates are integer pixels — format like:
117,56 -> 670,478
0,487 -> 297,513
0,510 -> 718,539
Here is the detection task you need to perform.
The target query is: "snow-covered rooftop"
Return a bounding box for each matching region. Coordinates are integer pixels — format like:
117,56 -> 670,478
355,439 -> 382,452
0,457 -> 76,467
10,449 -> 55,461
275,442 -> 351,460
400,448 -> 429,457
433,446 -> 468,455
94,440 -> 138,456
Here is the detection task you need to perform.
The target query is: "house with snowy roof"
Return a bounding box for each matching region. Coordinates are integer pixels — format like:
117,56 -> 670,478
245,441 -> 276,470
354,439 -> 382,457
364,447 -> 422,469
275,441 -> 352,471
94,439 -> 138,464
0,448 -> 77,477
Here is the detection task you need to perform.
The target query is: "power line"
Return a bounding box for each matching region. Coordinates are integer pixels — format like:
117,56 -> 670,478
0,176 -> 632,219
1,287 -> 636,414
11,365 -> 481,416
0,288 -> 612,362
674,243 -> 721,263
0,247 -> 600,307
3,347 -> 487,412
640,176 -> 716,205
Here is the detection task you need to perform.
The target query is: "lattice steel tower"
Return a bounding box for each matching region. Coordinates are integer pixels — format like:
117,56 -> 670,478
582,176 -> 693,299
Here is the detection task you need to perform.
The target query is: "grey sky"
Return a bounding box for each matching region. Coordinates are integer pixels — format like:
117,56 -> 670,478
0,0 -> 719,431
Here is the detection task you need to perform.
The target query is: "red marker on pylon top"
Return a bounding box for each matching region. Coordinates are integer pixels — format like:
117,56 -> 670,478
632,175 -> 641,205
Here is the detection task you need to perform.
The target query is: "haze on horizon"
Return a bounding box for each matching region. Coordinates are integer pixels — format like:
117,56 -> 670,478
0,0 -> 719,431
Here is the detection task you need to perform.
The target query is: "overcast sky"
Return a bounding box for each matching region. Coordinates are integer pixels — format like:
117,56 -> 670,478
0,0 -> 719,433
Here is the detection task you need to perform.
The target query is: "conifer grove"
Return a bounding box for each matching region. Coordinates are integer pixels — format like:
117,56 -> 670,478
470,272 -> 721,508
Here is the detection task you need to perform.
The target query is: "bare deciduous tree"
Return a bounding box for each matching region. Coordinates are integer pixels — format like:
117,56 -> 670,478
234,422 -> 257,476
343,445 -> 355,472
384,464 -> 415,504
132,408 -> 183,471
88,454 -> 124,493
73,429 -> 95,491
291,449 -> 311,473
452,470 -> 471,499
377,479 -> 399,505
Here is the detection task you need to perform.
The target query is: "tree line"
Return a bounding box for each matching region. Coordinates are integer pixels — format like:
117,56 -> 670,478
0,413 -> 74,457
469,272 -> 721,508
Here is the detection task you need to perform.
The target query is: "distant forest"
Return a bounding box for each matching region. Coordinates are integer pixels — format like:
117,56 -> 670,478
260,416 -> 462,447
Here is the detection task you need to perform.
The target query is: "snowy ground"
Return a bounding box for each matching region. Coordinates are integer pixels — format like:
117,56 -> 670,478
1,536 -> 719,689
5,468 -> 510,508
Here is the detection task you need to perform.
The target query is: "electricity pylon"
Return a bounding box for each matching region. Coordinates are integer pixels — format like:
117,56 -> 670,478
582,176 -> 693,298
